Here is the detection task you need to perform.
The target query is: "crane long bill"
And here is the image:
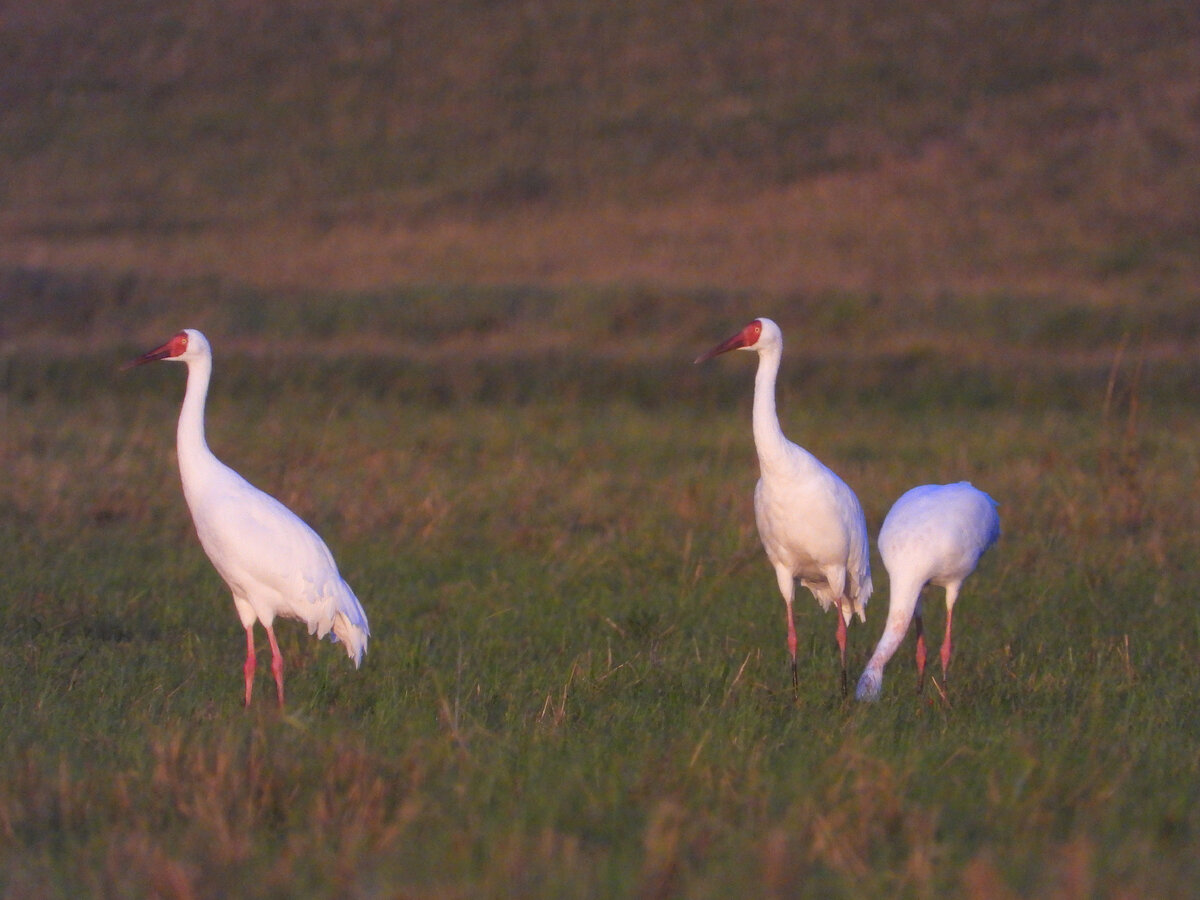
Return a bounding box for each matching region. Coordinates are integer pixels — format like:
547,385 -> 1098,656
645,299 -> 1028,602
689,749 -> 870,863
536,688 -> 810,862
122,342 -> 175,370
694,331 -> 749,364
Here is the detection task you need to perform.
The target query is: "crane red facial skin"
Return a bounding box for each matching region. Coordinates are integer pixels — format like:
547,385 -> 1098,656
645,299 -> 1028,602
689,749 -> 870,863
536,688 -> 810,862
123,331 -> 189,369
694,319 -> 764,364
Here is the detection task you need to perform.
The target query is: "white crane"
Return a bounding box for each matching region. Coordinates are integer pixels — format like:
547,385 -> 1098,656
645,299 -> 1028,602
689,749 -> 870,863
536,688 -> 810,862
696,318 -> 873,696
126,329 -> 370,707
855,482 -> 999,702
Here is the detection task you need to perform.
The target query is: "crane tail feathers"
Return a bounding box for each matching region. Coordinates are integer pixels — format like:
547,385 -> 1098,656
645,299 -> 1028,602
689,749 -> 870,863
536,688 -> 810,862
330,612 -> 369,668
854,573 -> 873,622
319,585 -> 369,672
322,580 -> 370,667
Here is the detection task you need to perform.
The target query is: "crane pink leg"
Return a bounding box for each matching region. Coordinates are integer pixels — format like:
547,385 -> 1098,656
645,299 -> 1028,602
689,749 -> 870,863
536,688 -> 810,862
836,612 -> 848,697
243,627 -> 256,707
914,611 -> 927,694
266,624 -> 285,707
941,606 -> 954,680
785,602 -> 799,694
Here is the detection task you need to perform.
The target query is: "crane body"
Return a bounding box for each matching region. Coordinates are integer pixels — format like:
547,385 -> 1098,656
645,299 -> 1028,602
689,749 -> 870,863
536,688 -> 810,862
127,329 -> 369,707
697,318 -> 872,695
856,482 -> 999,702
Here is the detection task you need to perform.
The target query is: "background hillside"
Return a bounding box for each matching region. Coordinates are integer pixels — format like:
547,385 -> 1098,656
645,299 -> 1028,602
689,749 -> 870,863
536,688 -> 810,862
1,0 -> 1199,304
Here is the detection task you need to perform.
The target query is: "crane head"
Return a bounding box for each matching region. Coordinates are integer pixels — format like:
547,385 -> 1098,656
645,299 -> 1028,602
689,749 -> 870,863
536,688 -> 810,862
694,319 -> 766,364
123,330 -> 198,370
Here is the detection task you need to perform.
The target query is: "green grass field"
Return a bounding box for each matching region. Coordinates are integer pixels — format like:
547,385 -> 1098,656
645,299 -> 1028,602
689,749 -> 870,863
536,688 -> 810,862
2,1 -> 1200,896
2,287 -> 1199,897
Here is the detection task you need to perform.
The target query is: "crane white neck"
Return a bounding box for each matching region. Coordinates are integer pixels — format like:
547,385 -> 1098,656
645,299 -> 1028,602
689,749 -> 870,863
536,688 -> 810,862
176,352 -> 217,483
751,340 -> 795,469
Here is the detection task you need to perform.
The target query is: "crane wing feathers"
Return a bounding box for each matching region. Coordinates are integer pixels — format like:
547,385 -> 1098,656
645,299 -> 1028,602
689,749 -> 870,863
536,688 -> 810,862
754,453 -> 873,619
878,482 -> 1000,585
186,469 -> 367,645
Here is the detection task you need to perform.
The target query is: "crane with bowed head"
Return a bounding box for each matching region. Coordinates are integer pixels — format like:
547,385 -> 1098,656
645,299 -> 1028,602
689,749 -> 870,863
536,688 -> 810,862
126,329 -> 370,707
855,482 -> 999,702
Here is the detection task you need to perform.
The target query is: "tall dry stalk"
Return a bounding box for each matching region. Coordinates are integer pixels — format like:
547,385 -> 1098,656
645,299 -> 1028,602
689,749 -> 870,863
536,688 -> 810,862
1100,333 -> 1146,533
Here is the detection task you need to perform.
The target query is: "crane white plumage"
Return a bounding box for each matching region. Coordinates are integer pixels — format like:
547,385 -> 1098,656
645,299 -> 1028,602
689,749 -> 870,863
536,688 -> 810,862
696,318 -> 873,696
126,329 -> 369,707
855,482 -> 999,702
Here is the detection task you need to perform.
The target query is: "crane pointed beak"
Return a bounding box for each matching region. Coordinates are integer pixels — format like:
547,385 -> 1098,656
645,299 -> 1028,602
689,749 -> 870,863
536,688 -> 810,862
121,342 -> 175,370
694,330 -> 749,364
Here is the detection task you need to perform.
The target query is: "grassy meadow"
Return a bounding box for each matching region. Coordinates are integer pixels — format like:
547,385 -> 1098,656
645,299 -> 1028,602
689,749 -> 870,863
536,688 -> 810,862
2,287 -> 1199,897
2,1 -> 1200,897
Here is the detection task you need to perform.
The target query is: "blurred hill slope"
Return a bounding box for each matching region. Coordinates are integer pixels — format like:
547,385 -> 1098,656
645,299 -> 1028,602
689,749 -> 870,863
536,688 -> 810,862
0,0 -> 1198,299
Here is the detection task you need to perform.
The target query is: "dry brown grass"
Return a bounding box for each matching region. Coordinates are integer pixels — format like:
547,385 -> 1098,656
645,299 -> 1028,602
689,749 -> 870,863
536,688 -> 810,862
1,130 -> 1194,302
